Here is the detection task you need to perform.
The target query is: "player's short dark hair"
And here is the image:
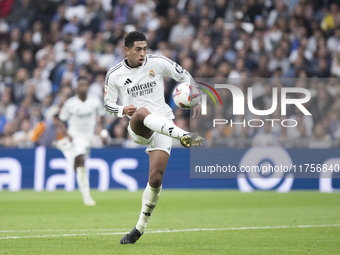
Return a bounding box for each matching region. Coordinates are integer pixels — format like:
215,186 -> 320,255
124,31 -> 146,48
77,76 -> 89,84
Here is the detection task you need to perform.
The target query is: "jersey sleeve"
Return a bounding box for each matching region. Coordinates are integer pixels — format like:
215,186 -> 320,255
104,70 -> 125,118
158,56 -> 195,85
59,101 -> 70,121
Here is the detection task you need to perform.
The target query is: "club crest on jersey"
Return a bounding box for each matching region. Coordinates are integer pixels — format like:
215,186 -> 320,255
149,70 -> 155,78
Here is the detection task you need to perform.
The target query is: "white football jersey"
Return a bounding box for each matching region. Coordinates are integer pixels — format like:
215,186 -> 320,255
104,54 -> 194,119
59,94 -> 105,138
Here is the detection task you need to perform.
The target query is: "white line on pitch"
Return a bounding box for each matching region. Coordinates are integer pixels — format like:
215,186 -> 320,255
0,229 -> 129,233
1,224 -> 340,240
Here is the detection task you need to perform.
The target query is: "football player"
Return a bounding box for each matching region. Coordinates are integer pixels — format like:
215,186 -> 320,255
55,76 -> 105,206
104,31 -> 203,244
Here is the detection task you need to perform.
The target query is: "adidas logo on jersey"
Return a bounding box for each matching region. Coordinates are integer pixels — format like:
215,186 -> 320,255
124,78 -> 132,85
169,127 -> 174,136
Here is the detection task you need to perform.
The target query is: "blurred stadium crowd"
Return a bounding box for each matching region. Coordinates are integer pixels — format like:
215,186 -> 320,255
0,0 -> 340,148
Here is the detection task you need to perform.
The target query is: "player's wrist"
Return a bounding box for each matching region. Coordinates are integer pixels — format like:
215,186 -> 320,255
66,134 -> 73,141
123,106 -> 128,114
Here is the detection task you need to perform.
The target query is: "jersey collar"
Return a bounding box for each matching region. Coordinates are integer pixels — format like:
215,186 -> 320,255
123,55 -> 148,70
77,94 -> 88,103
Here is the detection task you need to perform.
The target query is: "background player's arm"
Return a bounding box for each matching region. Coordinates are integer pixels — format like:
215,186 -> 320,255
58,102 -> 73,141
95,97 -> 107,127
55,117 -> 73,141
99,116 -> 105,127
159,56 -> 201,119
104,73 -> 136,117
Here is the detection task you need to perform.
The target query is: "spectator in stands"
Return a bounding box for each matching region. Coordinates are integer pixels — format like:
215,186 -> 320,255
31,21 -> 44,47
41,94 -> 53,118
228,58 -> 248,79
0,120 -> 17,147
11,68 -> 29,104
331,51 -> 340,77
287,111 -> 309,140
131,0 -> 155,22
65,0 -> 86,22
7,0 -> 35,31
310,83 -> 334,124
9,27 -> 21,51
0,90 -> 16,121
27,68 -> 52,102
92,123 -> 107,148
89,73 -> 105,99
97,43 -> 116,71
0,41 -> 9,68
210,17 -> 224,47
316,58 -> 331,78
0,105 -> 7,134
309,123 -> 332,148
196,35 -> 213,65
79,2 -> 100,34
19,49 -> 35,75
327,26 -> 340,53
113,0 -> 129,24
169,14 -> 195,48
268,46 -> 290,75
31,114 -> 62,147
13,118 -> 33,148
0,49 -> 19,79
267,0 -> 288,27
328,101 -> 340,139
244,0 -> 264,23
252,121 -> 278,146
321,3 -> 340,33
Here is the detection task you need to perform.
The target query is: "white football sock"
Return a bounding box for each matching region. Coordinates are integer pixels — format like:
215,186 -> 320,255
143,114 -> 186,139
136,183 -> 162,233
76,167 -> 94,204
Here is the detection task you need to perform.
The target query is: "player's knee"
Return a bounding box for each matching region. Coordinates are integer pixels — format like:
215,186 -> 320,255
74,155 -> 85,168
149,170 -> 163,188
135,107 -> 150,121
78,158 -> 85,166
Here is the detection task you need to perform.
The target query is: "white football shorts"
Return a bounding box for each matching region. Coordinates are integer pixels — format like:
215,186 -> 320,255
72,136 -> 91,159
128,124 -> 173,156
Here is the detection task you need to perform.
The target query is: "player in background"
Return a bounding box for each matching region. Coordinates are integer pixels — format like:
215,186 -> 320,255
104,31 -> 203,244
54,76 -> 106,206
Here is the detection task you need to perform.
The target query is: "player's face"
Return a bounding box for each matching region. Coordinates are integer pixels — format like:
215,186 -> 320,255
126,41 -> 147,67
77,80 -> 89,97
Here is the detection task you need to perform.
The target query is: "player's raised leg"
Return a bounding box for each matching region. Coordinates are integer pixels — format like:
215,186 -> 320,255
75,154 -> 96,206
131,107 -> 203,148
120,150 -> 168,244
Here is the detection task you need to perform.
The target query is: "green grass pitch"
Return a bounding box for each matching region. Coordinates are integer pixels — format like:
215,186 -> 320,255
0,190 -> 339,255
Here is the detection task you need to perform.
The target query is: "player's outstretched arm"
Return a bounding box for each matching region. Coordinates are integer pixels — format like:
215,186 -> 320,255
55,117 -> 73,141
154,55 -> 201,119
192,104 -> 202,120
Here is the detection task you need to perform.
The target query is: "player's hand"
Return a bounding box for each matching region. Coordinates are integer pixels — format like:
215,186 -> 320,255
192,104 -> 202,120
123,105 -> 137,116
67,134 -> 73,142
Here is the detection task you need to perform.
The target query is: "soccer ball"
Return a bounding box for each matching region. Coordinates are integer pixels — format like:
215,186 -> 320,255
172,83 -> 201,109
